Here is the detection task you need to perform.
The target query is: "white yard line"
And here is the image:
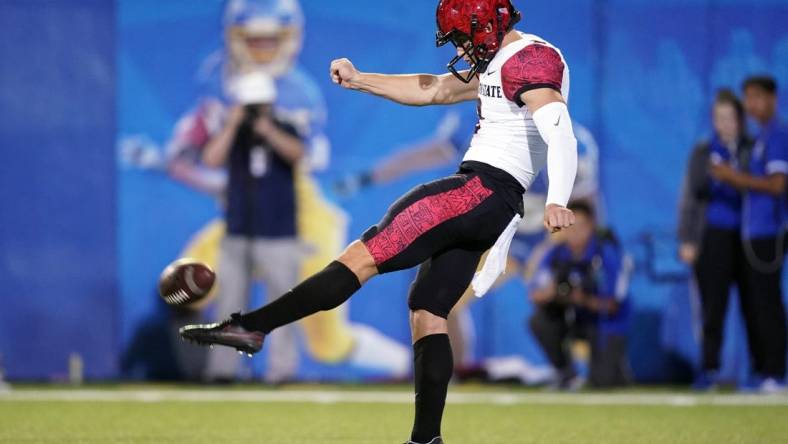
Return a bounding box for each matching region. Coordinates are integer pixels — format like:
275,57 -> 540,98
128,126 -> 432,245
1,389 -> 787,406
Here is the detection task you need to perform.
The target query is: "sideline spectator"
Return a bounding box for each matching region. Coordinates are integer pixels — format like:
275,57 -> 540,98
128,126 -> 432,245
202,72 -> 306,383
677,89 -> 755,389
710,76 -> 787,393
528,201 -> 632,389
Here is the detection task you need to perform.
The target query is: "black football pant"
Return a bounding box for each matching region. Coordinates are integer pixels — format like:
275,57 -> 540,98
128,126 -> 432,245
361,161 -> 523,318
741,236 -> 787,379
694,228 -> 753,372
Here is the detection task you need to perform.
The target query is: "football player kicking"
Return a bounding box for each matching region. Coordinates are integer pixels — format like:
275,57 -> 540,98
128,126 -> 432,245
181,1 -> 578,442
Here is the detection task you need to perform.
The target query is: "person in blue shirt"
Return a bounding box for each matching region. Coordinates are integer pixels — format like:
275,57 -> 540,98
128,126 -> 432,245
677,89 -> 755,389
528,201 -> 632,389
711,76 -> 787,393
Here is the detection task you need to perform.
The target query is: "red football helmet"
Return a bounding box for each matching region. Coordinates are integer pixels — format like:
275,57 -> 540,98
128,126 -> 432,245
436,0 -> 521,83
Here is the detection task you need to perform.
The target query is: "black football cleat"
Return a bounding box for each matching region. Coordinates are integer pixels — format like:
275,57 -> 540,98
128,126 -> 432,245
403,438 -> 444,444
179,313 -> 264,356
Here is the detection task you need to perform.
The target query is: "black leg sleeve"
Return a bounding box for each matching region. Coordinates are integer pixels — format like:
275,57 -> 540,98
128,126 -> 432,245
239,261 -> 361,334
411,334 -> 453,444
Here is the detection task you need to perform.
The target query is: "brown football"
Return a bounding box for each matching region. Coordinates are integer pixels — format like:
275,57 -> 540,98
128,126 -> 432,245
158,258 -> 215,306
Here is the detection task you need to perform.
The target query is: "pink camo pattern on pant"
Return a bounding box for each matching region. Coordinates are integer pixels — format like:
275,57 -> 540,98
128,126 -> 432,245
365,176 -> 493,265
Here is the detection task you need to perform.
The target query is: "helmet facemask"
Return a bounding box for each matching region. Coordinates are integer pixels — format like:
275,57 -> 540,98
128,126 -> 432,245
435,1 -> 521,83
436,21 -> 491,83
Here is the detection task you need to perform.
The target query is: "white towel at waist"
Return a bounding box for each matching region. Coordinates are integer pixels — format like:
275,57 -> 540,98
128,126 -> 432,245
471,214 -> 522,297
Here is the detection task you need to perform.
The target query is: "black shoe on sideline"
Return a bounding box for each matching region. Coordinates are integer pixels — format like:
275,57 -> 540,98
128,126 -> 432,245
403,437 -> 444,444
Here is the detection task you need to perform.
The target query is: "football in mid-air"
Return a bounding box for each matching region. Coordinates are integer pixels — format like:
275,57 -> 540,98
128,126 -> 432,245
158,258 -> 215,306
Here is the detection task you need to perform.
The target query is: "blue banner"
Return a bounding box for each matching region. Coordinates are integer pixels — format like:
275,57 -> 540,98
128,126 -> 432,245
0,0 -> 117,379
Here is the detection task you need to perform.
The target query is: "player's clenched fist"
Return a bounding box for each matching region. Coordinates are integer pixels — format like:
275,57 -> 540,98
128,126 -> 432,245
544,203 -> 575,233
330,58 -> 360,88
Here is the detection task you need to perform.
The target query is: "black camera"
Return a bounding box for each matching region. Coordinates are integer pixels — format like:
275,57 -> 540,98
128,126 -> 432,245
243,104 -> 272,126
552,259 -> 600,306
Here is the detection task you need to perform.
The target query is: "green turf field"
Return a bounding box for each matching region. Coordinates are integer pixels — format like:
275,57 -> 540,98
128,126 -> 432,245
2,386 -> 787,443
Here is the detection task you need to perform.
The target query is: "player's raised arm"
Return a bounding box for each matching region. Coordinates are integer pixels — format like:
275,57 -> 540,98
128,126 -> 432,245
522,88 -> 578,232
329,58 -> 478,106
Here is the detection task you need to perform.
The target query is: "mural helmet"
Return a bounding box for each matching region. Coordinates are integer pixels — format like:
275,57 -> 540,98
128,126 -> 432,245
224,0 -> 304,77
436,0 -> 521,83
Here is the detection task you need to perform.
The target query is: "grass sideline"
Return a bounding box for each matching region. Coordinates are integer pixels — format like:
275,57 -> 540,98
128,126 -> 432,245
1,385 -> 787,443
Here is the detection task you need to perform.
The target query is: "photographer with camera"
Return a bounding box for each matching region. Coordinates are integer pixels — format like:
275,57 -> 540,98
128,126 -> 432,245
528,201 -> 632,389
201,71 -> 306,383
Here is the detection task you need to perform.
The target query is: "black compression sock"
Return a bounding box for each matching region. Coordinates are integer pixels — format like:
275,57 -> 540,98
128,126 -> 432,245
239,261 -> 361,334
411,334 -> 453,444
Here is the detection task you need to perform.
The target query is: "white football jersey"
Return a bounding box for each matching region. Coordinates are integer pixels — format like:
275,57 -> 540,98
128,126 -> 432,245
462,32 -> 570,191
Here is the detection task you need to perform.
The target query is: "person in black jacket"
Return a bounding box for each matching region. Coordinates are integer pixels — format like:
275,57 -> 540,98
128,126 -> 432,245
677,89 -> 754,389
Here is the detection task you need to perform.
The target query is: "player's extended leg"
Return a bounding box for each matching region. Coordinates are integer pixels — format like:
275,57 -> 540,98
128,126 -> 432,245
243,239 -> 378,329
407,247 -> 484,444
180,170 -> 512,360
178,169 -> 382,354
179,240 -> 374,353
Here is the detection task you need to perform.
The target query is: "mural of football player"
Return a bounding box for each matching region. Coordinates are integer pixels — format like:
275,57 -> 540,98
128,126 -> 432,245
121,0 -> 410,378
334,107 -> 602,370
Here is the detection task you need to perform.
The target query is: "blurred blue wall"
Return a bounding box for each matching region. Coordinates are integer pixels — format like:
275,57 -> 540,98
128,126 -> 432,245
1,0 -> 787,380
0,0 -> 117,379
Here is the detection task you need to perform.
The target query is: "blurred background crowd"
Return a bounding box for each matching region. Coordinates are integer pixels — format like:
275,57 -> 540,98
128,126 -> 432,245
1,0 -> 787,393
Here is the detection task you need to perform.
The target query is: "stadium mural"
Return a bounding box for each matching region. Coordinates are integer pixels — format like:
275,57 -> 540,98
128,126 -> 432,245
115,0 -> 788,383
